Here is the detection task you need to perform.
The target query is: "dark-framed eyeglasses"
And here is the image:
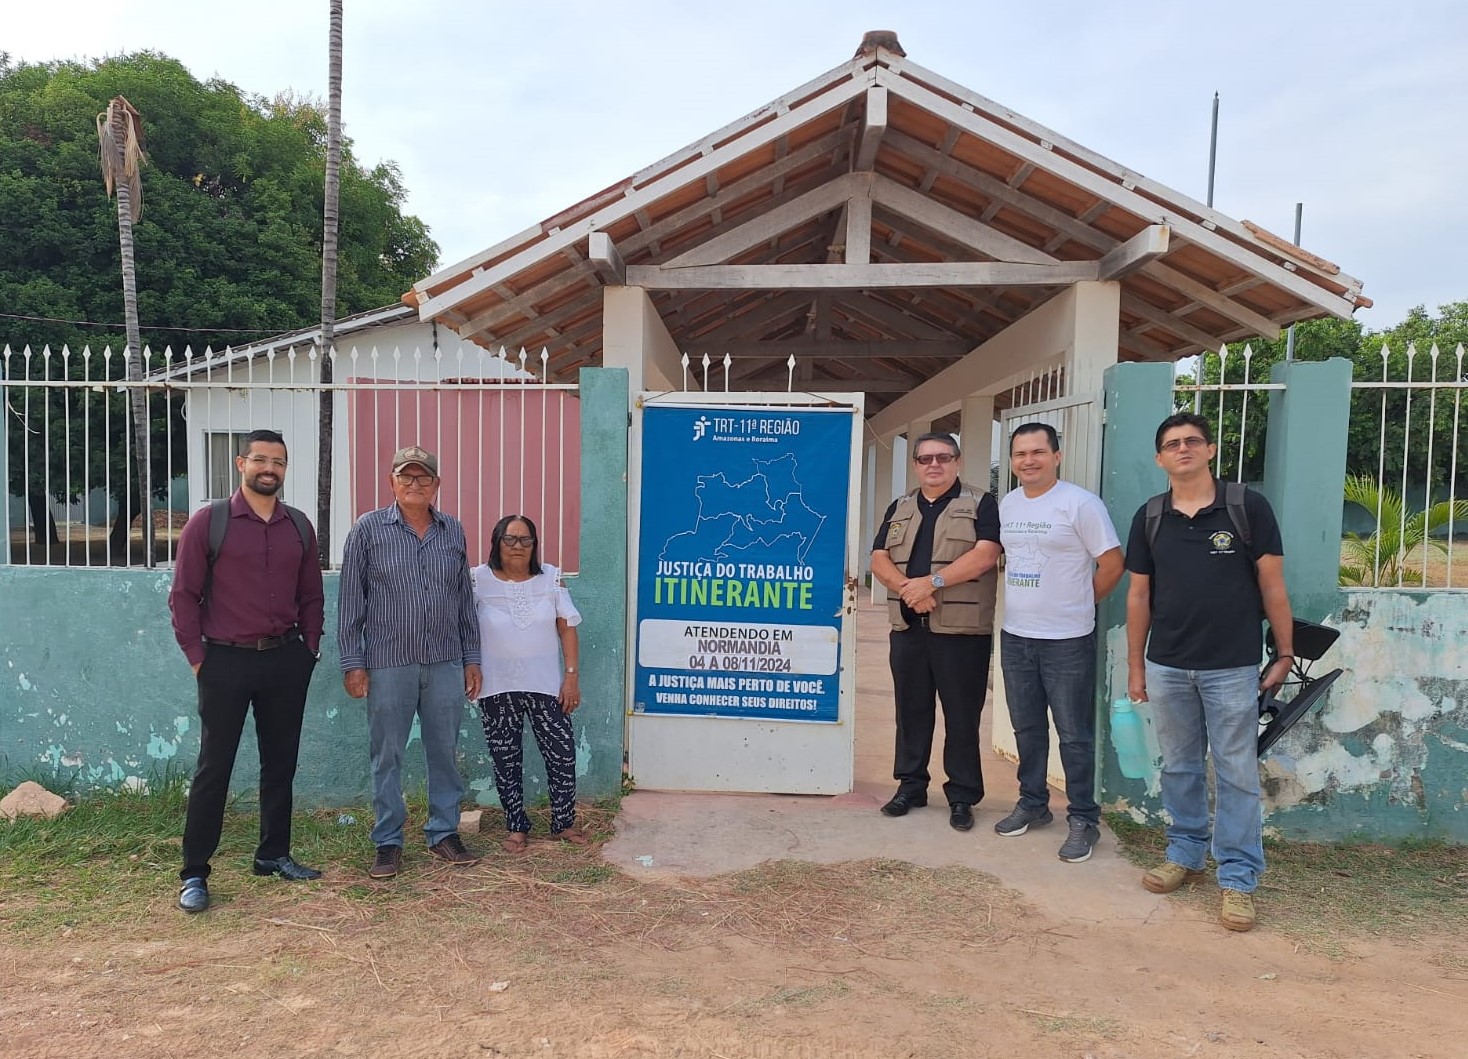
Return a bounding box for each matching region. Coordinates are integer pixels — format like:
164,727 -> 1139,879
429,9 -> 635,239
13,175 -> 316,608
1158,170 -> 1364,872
500,534 -> 535,547
1159,436 -> 1209,453
913,452 -> 957,466
394,473 -> 437,486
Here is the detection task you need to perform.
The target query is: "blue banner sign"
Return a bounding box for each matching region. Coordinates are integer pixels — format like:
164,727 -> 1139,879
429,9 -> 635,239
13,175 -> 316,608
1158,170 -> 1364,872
633,406 -> 851,722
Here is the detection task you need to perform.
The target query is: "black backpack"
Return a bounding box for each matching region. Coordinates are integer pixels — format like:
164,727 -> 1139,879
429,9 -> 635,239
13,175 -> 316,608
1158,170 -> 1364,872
1143,480 -> 1253,564
202,497 -> 312,604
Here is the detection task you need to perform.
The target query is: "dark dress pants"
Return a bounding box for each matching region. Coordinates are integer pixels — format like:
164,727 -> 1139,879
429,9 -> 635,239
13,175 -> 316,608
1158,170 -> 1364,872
181,640 -> 316,880
889,624 -> 991,806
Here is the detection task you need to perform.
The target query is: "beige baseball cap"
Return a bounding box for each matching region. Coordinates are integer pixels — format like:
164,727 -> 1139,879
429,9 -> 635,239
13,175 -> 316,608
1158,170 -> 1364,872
390,445 -> 438,476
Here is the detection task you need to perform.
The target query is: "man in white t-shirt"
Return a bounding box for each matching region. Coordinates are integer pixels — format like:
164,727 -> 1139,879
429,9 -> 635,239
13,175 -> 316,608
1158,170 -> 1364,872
994,423 -> 1124,862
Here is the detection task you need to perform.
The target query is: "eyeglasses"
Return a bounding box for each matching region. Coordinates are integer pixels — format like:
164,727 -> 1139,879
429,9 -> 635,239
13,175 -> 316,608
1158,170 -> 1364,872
1159,436 -> 1209,453
913,452 -> 957,466
500,534 -> 535,547
394,473 -> 437,486
243,455 -> 287,469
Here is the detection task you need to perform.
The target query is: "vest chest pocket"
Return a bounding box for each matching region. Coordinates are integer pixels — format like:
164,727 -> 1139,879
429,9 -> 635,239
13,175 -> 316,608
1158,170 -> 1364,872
885,520 -> 910,548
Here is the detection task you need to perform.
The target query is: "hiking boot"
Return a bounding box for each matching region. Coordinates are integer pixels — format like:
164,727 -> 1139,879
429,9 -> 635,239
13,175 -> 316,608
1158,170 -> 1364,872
1057,820 -> 1101,863
993,803 -> 1054,837
1141,860 -> 1207,894
1220,888 -> 1257,932
368,845 -> 402,880
428,833 -> 481,866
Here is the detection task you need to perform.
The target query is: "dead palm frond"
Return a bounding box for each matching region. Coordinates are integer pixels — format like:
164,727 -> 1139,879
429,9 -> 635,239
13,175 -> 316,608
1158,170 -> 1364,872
96,95 -> 147,221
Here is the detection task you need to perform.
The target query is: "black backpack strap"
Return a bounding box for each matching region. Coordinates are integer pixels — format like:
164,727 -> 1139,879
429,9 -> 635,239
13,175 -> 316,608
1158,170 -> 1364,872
1143,492 -> 1167,552
281,503 -> 311,552
1223,480 -> 1253,551
202,498 -> 231,605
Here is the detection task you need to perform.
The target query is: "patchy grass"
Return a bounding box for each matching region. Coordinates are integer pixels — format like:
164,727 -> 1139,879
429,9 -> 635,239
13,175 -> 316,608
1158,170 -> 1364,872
1107,813 -> 1468,952
0,782 -> 620,937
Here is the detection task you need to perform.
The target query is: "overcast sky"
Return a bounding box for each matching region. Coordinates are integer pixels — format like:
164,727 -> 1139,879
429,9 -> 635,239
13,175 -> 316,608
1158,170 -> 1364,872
9,1 -> 1466,329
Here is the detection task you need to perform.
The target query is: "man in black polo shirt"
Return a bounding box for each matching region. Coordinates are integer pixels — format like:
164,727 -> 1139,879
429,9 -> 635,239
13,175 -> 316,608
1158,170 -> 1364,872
1124,412 -> 1294,932
871,432 -> 1002,832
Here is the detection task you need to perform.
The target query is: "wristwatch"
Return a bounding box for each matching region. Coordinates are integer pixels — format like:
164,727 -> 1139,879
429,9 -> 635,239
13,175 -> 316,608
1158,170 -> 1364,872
930,574 -> 946,589
565,666 -> 578,674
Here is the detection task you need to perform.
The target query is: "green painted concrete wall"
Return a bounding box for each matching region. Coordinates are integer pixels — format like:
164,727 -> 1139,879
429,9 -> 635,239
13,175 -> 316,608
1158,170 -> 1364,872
0,368 -> 632,812
1095,358 -> 1466,842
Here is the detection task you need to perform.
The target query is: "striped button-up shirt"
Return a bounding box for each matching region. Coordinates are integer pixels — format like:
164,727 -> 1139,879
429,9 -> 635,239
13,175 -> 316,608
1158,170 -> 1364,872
337,503 -> 481,672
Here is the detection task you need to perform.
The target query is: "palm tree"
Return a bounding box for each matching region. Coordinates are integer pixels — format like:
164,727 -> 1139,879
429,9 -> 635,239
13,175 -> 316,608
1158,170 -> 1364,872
316,0 -> 343,568
1340,475 -> 1468,587
96,95 -> 154,565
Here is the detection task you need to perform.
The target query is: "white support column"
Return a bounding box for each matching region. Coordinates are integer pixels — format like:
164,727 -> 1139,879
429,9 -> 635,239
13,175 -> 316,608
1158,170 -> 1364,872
602,285 -> 691,400
1064,281 -> 1121,490
869,435 -> 896,602
904,418 -> 932,491
960,394 -> 996,494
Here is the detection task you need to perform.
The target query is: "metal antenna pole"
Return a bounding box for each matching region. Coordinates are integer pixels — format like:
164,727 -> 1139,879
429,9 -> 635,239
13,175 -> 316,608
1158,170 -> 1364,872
1285,202 -> 1303,361
1206,92 -> 1219,207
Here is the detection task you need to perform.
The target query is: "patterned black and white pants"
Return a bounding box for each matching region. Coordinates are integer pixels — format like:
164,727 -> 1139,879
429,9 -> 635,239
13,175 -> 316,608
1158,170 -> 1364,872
478,691 -> 577,834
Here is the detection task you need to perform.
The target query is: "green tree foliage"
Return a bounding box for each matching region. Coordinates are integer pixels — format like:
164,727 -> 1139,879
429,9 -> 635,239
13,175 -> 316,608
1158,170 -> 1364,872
0,51 -> 438,545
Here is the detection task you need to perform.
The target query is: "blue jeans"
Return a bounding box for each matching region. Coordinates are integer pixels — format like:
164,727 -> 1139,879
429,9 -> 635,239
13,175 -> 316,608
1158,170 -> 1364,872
1000,630 -> 1099,825
366,661 -> 467,848
1146,662 -> 1264,893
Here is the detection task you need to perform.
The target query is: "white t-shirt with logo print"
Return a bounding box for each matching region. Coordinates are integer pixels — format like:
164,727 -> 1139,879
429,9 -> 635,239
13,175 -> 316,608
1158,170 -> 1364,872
999,480 -> 1121,639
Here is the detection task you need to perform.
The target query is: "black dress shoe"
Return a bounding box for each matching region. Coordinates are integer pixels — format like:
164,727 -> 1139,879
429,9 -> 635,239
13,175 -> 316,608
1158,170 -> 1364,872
178,876 -> 209,913
880,792 -> 929,817
252,855 -> 323,881
949,803 -> 975,831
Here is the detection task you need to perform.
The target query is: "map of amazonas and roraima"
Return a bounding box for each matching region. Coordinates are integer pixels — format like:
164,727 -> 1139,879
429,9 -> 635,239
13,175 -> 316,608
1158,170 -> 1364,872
660,453 -> 826,566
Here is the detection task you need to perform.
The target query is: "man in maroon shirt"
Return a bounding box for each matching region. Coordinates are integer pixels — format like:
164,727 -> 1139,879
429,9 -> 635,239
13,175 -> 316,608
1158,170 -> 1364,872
167,429 -> 326,913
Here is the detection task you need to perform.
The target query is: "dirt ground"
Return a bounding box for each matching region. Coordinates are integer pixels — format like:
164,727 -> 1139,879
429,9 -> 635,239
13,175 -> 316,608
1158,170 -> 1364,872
4,845 -> 1465,1059
3,608 -> 1465,1058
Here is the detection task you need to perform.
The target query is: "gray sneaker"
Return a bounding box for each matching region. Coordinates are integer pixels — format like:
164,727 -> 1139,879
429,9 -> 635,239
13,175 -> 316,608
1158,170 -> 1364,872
1058,820 -> 1101,863
993,803 -> 1054,836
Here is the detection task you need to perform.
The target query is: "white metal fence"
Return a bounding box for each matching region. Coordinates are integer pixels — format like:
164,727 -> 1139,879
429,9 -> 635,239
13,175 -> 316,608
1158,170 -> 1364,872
1,343 -> 582,572
1174,342 -> 1468,590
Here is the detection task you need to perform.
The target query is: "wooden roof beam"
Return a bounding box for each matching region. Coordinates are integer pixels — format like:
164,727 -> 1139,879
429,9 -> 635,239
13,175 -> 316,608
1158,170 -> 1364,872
627,261 -> 1100,291
1098,225 -> 1170,279
588,232 -> 626,286
661,172 -> 862,269
683,338 -> 972,360
869,174 -> 1056,265
1120,292 -> 1225,354
853,86 -> 888,171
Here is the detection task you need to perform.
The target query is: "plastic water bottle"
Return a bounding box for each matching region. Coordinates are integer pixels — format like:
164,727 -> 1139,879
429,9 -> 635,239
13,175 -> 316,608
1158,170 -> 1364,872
1110,698 -> 1151,780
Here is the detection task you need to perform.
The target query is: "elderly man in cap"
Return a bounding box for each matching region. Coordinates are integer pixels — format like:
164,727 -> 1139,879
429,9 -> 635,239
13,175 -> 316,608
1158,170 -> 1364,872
339,445 -> 483,879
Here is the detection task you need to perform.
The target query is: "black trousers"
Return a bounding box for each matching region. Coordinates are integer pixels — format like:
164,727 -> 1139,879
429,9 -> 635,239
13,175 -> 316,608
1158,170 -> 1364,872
181,640 -> 316,880
889,625 -> 992,806
479,691 -> 578,835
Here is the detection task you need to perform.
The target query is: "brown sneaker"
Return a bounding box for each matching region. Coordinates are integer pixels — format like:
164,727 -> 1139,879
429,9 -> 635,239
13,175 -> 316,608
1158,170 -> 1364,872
1220,888 -> 1257,932
368,844 -> 402,880
1142,860 -> 1208,894
428,833 -> 481,866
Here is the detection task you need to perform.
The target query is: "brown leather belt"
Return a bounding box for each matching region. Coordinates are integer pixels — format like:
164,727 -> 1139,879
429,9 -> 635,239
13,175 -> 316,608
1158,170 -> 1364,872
203,628 -> 301,651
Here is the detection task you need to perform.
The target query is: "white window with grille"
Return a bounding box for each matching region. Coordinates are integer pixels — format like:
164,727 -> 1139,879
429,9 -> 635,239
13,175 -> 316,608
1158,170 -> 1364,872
204,432 -> 251,500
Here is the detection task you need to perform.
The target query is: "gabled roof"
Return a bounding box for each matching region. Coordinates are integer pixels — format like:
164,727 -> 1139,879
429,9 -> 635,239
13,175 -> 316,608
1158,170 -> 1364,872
406,34 -> 1366,413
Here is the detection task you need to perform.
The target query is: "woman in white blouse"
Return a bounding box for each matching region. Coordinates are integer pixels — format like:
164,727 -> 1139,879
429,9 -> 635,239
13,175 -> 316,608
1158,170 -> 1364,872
471,514 -> 588,852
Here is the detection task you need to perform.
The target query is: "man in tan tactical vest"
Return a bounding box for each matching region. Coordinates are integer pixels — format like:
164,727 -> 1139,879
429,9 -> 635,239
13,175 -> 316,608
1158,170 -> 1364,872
870,432 -> 1002,831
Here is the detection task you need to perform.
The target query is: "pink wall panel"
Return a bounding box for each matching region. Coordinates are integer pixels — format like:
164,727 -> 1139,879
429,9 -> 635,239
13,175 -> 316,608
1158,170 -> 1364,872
347,382 -> 582,571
